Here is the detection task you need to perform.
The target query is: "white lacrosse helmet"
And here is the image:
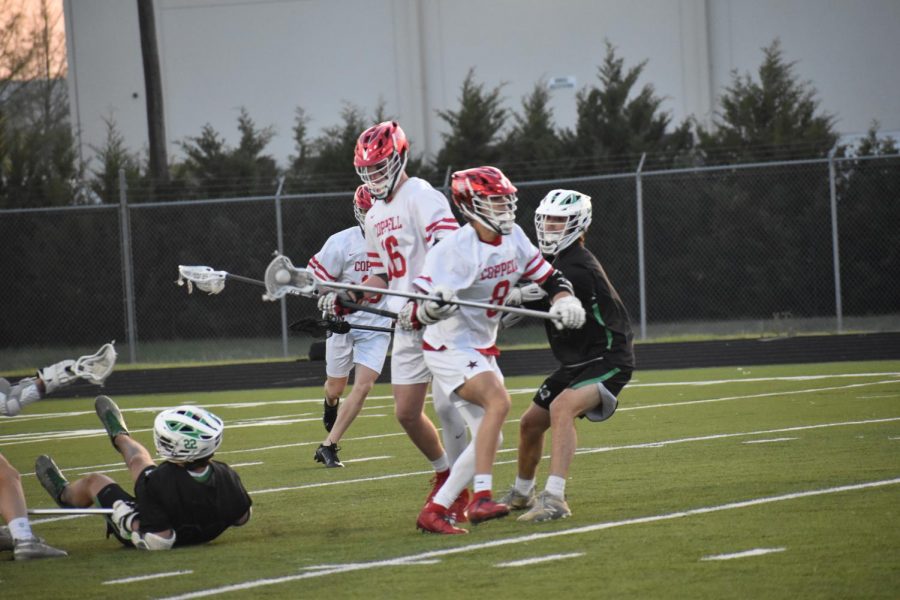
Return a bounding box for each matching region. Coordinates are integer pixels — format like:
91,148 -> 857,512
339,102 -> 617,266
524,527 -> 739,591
534,189 -> 592,255
153,405 -> 224,462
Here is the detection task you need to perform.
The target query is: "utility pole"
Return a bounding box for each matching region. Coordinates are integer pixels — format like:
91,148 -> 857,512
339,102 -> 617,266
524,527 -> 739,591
137,0 -> 168,183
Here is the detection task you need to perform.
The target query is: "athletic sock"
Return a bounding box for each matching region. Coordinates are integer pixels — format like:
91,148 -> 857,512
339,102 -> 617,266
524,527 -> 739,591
473,474 -> 492,495
514,476 -> 535,495
8,517 -> 34,542
545,475 -> 566,499
430,453 -> 450,473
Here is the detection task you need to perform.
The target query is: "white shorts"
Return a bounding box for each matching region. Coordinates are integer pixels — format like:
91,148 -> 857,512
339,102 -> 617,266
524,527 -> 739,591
390,328 -> 432,385
325,329 -> 391,378
423,347 -> 504,399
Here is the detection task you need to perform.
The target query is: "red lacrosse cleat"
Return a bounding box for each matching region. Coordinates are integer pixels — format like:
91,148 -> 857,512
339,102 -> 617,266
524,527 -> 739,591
466,492 -> 510,525
448,488 -> 470,524
417,502 -> 468,535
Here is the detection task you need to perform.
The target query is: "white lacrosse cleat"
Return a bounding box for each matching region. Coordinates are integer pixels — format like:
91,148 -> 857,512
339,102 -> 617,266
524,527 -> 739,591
516,490 -> 572,523
13,537 -> 68,560
38,342 -> 117,394
498,485 -> 537,511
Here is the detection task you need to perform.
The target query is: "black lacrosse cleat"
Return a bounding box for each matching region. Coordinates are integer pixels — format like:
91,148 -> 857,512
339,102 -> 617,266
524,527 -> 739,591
314,444 -> 344,468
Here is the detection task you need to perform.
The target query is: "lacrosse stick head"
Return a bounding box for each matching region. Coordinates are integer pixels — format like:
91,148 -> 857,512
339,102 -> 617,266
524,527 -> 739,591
263,254 -> 317,301
73,342 -> 117,385
177,266 -> 227,295
288,317 -> 329,339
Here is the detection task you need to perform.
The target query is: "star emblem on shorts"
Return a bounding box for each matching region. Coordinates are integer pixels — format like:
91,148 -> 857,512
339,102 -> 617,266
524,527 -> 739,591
466,360 -> 478,370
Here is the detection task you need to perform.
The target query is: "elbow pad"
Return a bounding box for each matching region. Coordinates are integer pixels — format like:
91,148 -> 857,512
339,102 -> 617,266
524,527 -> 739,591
540,269 -> 574,298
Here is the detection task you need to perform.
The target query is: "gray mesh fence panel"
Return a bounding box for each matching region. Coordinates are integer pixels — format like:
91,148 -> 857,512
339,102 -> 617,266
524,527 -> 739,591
0,207 -> 126,368
833,155 -> 900,330
2,156 -> 896,366
641,162 -> 835,337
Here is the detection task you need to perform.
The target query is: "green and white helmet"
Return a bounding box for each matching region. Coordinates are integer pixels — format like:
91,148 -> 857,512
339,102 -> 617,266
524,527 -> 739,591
153,405 -> 224,462
534,189 -> 593,255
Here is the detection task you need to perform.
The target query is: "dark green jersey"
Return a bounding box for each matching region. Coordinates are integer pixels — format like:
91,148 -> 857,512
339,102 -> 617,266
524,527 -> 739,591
531,244 -> 634,369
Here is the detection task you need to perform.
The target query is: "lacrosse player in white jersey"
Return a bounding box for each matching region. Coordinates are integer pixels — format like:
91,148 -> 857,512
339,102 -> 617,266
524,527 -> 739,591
307,185 -> 394,468
319,121 -> 470,519
397,167 -> 586,534
0,343 -> 116,559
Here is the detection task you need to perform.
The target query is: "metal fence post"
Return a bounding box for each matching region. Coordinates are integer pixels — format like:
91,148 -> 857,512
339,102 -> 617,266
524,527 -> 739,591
118,169 -> 138,363
635,153 -> 648,340
274,176 -> 289,357
828,148 -> 843,333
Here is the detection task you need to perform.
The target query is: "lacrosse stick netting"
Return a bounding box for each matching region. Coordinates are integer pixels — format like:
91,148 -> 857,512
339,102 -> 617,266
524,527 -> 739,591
74,342 -> 117,384
177,266 -> 228,295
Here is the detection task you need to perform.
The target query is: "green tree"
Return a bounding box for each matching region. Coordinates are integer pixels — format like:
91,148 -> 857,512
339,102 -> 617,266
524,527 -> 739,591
433,68 -> 507,174
0,0 -> 77,208
500,84 -> 564,180
698,39 -> 837,162
563,41 -> 693,173
88,115 -> 143,203
174,107 -> 277,198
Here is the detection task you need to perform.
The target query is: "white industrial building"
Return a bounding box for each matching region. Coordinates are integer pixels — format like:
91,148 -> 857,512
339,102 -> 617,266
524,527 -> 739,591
64,0 -> 900,168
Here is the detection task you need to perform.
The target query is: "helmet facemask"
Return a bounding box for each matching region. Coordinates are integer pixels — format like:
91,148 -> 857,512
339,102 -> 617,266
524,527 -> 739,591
534,190 -> 592,255
460,192 -> 518,235
356,150 -> 407,200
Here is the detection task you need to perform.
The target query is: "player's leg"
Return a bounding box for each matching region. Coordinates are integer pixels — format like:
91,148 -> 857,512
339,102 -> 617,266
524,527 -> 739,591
322,333 -> 352,432
0,454 -> 67,560
325,364 -> 377,445
94,395 -> 155,481
500,371 -> 564,510
322,329 -> 389,448
418,401 -> 484,534
0,453 -> 28,525
431,385 -> 468,465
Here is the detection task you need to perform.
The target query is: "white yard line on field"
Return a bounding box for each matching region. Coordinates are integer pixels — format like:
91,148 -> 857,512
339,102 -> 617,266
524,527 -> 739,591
249,416 -> 900,496
496,552 -> 584,567
742,438 -> 797,444
5,371 -> 896,426
103,570 -> 193,585
5,377 -> 898,449
701,548 -> 786,561
159,477 -> 900,599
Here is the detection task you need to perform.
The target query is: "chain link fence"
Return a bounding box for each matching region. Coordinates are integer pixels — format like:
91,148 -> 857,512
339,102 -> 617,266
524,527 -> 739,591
2,155 -> 897,369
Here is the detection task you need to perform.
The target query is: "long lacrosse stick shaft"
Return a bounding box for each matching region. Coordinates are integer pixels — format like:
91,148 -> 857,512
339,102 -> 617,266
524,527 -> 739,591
225,273 -> 397,318
28,508 -> 114,515
306,279 -> 557,321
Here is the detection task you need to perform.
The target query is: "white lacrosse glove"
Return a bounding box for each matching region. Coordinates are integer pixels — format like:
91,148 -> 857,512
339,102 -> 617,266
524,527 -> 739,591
317,291 -> 354,317
418,286 -> 458,325
549,295 -> 586,330
38,342 -> 117,394
499,311 -> 525,330
111,499 -> 140,540
36,360 -> 77,395
504,282 -> 547,307
396,301 -> 421,331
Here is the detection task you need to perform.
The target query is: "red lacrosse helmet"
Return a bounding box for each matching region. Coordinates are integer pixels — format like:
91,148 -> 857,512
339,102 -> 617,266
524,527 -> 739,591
450,166 -> 518,235
354,121 -> 409,200
353,184 -> 373,230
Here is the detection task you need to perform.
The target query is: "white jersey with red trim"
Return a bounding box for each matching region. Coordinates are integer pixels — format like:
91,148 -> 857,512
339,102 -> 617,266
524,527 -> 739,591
307,226 -> 393,328
413,223 -> 553,351
364,177 -> 458,311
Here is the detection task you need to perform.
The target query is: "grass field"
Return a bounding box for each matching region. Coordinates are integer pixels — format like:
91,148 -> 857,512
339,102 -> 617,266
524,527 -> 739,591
2,360 -> 899,599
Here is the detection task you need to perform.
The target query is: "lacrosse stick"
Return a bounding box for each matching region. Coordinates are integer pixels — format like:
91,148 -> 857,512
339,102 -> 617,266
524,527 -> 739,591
289,317 -> 393,339
73,342 -> 117,384
28,508 -> 113,515
263,254 -> 565,322
177,265 -> 397,318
